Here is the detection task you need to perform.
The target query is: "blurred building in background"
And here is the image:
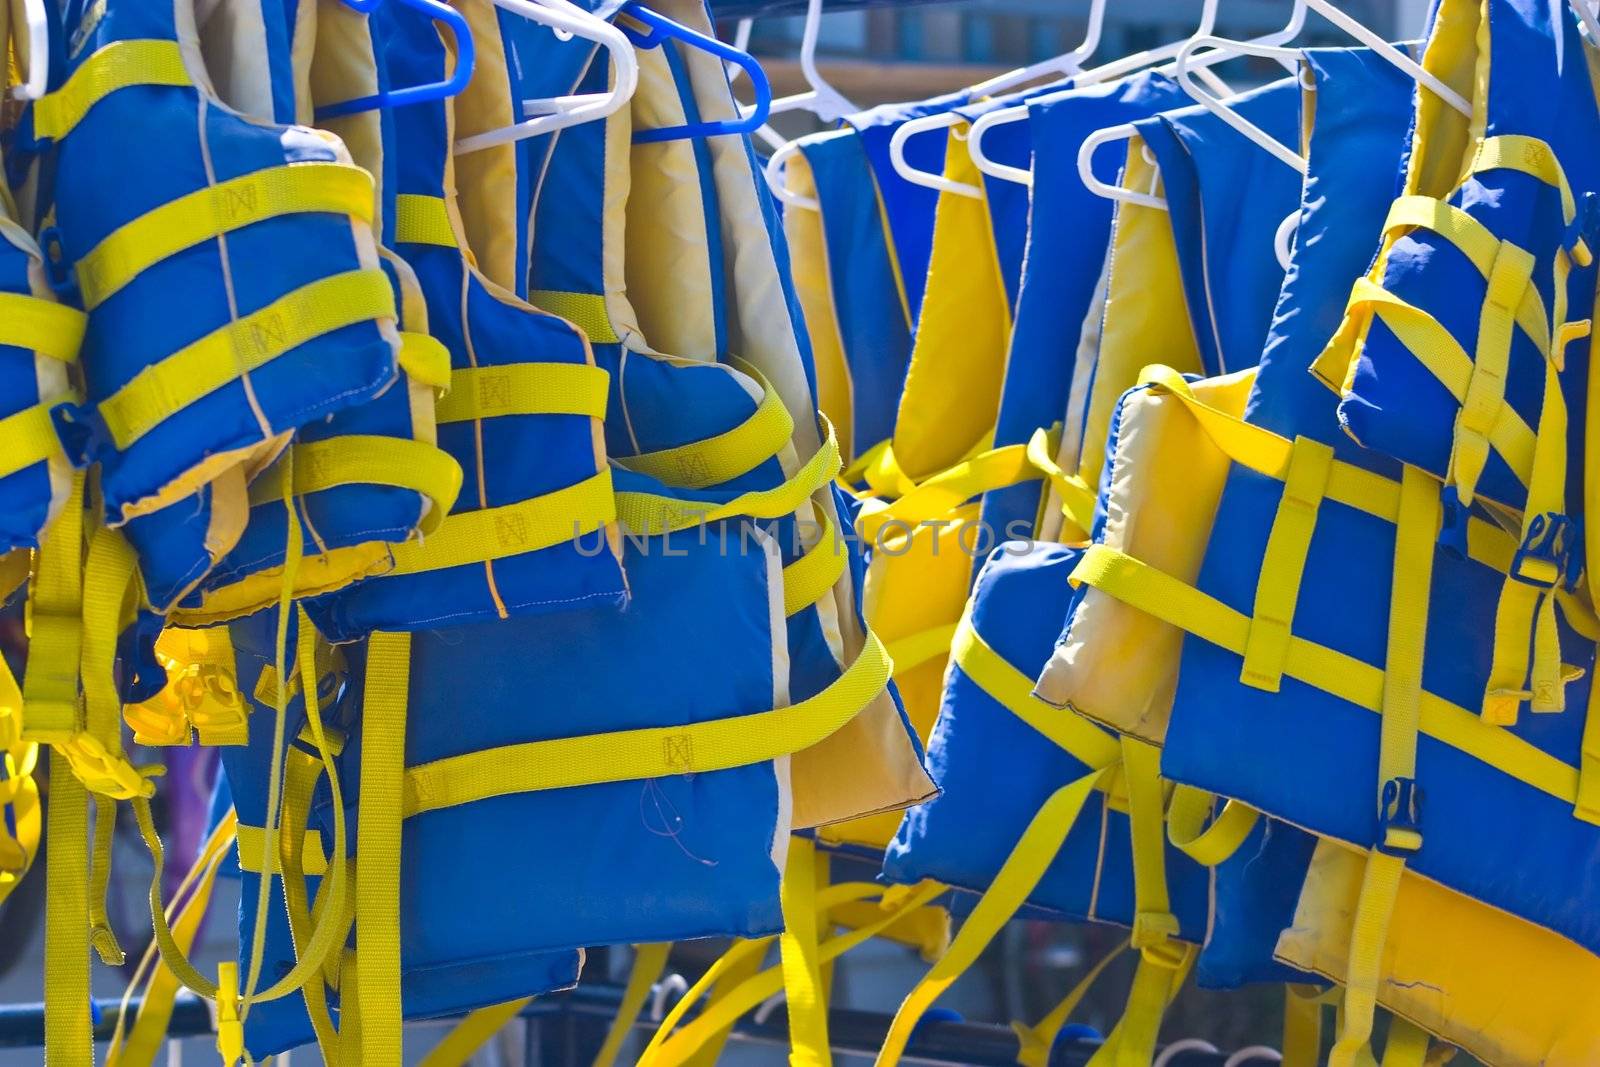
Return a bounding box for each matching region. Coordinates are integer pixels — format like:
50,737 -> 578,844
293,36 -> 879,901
735,0 -> 1430,114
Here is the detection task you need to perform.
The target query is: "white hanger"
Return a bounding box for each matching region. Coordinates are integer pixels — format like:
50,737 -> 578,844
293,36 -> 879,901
1222,1047 -> 1284,1067
885,0 -> 1109,200
1153,1039 -> 1222,1067
747,0 -> 855,125
965,0 -> 1225,190
763,136 -> 821,211
13,0 -> 49,101
453,0 -> 639,156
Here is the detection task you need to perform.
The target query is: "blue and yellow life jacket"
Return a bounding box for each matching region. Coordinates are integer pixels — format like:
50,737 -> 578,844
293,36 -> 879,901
37,0 -> 406,608
1044,4 -> 1600,1063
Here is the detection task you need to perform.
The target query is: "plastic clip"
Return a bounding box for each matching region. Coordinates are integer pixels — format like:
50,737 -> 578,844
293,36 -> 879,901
1378,776 -> 1423,856
1509,512 -> 1582,592
1437,484 -> 1469,557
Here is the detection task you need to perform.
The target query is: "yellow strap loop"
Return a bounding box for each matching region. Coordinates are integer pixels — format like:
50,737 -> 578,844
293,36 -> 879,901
590,943 -> 673,1067
1472,135 -> 1579,223
949,609 -> 1121,769
402,630 -> 891,817
245,434 -> 465,536
0,290 -> 86,362
854,431 -> 1054,544
398,332 -> 453,391
395,194 -> 457,247
1027,426 -> 1097,537
1240,436 -> 1332,692
235,823 -> 328,875
388,468 -> 614,577
783,514 -> 845,617
884,623 -> 958,679
616,419 -> 842,536
0,399 -> 76,481
529,290 -> 621,345
34,39 -> 191,140
75,163 -> 375,310
99,268 -> 397,450
435,363 -> 610,424
618,378 -> 794,490
1165,786 -> 1259,867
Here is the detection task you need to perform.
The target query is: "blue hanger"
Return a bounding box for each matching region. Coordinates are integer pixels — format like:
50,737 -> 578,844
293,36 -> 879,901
617,1 -> 772,143
315,0 -> 477,120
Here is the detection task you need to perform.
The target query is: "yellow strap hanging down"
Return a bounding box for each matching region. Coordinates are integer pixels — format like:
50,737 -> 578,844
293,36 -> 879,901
873,768 -> 1111,1067
1280,985 -> 1325,1067
45,748 -> 94,1067
590,943 -> 674,1067
419,997 -> 534,1067
1012,938 -> 1129,1067
357,631 -> 412,1066
1330,465 -> 1438,1067
779,837 -> 832,1067
1165,786 -> 1258,868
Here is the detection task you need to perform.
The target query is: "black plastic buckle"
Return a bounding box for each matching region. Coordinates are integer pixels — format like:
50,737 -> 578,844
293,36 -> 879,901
1378,776 -> 1423,856
1509,512 -> 1583,592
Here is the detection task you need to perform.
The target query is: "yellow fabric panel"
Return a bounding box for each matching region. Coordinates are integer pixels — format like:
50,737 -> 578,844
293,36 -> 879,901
890,128 -> 1010,482
309,3 -> 387,212
818,505 -> 977,851
1036,371 -> 1254,743
782,146 -> 855,462
624,42 -> 717,363
450,0 -> 521,292
1071,138 -> 1204,492
1278,839 -> 1600,1067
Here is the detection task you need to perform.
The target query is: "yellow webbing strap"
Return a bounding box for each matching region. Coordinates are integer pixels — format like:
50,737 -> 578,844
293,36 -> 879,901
779,838 -> 831,1067
100,268 -> 397,450
1067,542 -> 1584,803
1026,427 -> 1096,538
1335,279 -> 1538,490
1165,786 -> 1258,867
616,420 -> 842,536
0,646 -> 40,906
278,750 -> 341,1060
0,399 -> 76,481
680,938 -> 768,1067
590,943 -> 673,1067
395,194 -> 457,247
620,380 -> 794,490
1240,436 -> 1333,692
641,882 -> 946,1067
419,997 -> 534,1067
44,748 -> 93,1066
884,623 -> 958,678
396,335 -> 450,395
1011,938 -> 1128,1067
34,39 -> 191,141
68,526 -> 149,800
873,768 -> 1110,1067
1330,465 -> 1436,1067
529,290 -> 621,346
854,433 -> 1051,543
235,823 -> 328,875
108,812 -> 237,1067
949,611 -> 1121,769
1577,657 -> 1600,823
245,434 -> 465,534
403,630 -> 891,816
388,468 -> 614,576
1485,356 -> 1571,723
358,630 -> 411,1066
1450,240 -> 1534,508
435,363 -> 610,424
0,290 -> 87,362
1381,1018 -> 1433,1067
89,795 -> 125,964
1280,985 -> 1324,1067
783,515 -> 845,617
75,163 -> 376,310
1472,135 -> 1582,234
1121,736 -> 1184,964
22,471 -> 85,743
1375,196 -> 1552,353
1085,946 -> 1194,1067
